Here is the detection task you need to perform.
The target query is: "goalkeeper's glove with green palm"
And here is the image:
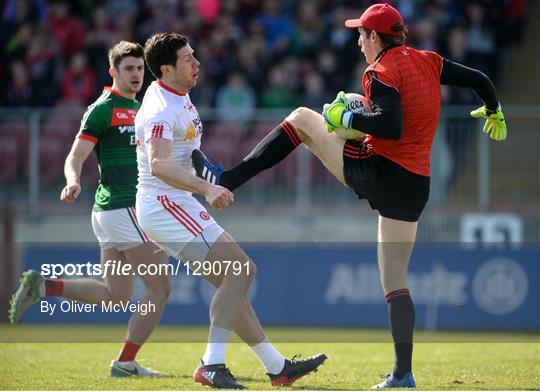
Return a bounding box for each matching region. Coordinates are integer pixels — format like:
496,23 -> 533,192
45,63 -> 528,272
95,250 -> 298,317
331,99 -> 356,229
322,91 -> 353,133
470,103 -> 507,141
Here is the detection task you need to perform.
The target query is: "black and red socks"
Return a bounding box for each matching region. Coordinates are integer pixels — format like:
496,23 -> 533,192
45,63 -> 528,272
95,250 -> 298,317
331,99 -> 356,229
386,288 -> 415,379
220,121 -> 301,191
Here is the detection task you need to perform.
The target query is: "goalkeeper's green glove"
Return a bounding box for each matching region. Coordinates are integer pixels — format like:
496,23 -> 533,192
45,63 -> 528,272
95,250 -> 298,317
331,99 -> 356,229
470,103 -> 507,141
322,91 -> 353,133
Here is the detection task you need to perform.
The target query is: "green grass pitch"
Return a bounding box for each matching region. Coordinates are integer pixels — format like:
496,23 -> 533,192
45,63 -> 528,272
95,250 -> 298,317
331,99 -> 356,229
1,325 -> 539,390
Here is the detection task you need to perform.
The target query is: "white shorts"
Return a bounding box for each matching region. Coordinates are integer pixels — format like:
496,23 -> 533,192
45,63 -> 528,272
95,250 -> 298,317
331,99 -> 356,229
91,207 -> 149,251
136,194 -> 224,259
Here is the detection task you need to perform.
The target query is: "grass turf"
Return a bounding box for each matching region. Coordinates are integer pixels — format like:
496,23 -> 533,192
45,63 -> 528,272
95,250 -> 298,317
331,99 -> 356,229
1,325 -> 539,390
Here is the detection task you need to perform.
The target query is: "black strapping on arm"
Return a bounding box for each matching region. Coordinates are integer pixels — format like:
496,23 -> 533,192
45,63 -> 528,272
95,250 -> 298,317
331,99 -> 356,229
440,58 -> 499,111
350,77 -> 403,140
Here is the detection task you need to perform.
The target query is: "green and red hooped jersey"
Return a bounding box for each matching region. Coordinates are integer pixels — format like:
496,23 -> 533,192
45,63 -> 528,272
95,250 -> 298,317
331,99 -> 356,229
77,87 -> 140,211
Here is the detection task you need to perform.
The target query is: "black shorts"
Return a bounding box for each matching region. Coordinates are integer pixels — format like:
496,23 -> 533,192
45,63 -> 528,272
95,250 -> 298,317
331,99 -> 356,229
342,139 -> 430,222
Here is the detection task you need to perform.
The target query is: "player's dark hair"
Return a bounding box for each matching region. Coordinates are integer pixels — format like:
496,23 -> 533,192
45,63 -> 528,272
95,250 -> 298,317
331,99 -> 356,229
363,24 -> 407,46
108,41 -> 144,70
144,33 -> 188,79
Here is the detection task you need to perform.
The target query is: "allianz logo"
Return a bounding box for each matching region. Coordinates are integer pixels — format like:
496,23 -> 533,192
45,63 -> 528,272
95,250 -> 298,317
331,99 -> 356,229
325,262 -> 467,305
324,259 -> 528,315
119,125 -> 135,134
472,258 -> 528,315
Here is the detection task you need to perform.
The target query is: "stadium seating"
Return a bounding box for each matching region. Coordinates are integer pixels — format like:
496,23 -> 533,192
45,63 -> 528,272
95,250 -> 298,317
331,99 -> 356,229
1,121 -> 30,183
0,138 -> 18,184
34,137 -> 66,185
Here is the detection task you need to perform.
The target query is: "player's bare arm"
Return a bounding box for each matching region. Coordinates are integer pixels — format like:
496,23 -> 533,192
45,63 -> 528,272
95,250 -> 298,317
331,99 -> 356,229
147,137 -> 233,210
60,138 -> 95,203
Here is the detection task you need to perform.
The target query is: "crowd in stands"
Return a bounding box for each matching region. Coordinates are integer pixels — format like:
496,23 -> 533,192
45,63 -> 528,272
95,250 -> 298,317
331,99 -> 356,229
2,0 -> 529,114
0,0 -> 530,188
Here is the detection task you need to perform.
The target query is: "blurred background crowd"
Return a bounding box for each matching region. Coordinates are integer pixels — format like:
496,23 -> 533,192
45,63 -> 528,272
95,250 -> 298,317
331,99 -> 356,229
1,0 -> 529,114
0,0 -> 538,212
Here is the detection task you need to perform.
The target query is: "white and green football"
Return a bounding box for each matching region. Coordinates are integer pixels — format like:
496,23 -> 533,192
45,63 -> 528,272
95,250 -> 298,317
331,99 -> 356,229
333,93 -> 371,140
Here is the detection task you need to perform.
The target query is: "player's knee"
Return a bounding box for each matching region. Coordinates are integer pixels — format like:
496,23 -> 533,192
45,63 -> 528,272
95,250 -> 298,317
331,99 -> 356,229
223,259 -> 256,285
287,106 -> 319,138
287,106 -> 310,128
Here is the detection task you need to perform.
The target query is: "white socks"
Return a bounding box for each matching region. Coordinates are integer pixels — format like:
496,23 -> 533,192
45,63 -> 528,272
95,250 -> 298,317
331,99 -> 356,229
251,337 -> 285,375
201,328 -> 285,374
202,325 -> 231,365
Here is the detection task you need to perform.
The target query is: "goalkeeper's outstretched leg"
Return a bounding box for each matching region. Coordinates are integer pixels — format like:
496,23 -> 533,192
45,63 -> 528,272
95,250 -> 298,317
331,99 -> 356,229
192,106 -> 347,192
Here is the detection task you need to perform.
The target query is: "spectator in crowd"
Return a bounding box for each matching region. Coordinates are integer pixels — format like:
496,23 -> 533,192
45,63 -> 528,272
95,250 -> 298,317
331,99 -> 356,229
26,30 -> 62,106
195,0 -> 221,24
4,23 -> 32,60
440,24 -> 476,106
46,0 -> 85,57
4,60 -> 34,106
506,0 -> 527,45
347,61 -> 367,94
137,0 -> 178,43
281,56 -> 302,93
84,6 -> 114,98
291,2 -> 325,57
302,71 -> 329,111
173,0 -> 205,39
61,51 -> 95,103
188,67 -> 214,108
203,22 -> 234,87
216,72 -> 257,122
256,0 -> 295,55
464,1 -> 499,82
87,6 -> 121,50
1,0 -> 47,50
413,18 -> 438,51
328,6 -> 361,78
317,49 -> 345,94
261,65 -> 299,110
104,0 -> 138,20
235,41 -> 266,93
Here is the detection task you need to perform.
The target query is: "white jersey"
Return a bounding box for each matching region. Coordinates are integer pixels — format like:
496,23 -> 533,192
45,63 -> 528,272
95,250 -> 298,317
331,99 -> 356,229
135,80 -> 203,198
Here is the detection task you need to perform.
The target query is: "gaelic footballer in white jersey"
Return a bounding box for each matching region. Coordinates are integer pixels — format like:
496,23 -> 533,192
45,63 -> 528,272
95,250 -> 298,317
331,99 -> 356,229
135,80 -> 223,258
135,80 -> 203,198
134,33 -> 328,389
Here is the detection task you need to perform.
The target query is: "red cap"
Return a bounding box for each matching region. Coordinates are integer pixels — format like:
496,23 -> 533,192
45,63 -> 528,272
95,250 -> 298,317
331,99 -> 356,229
345,3 -> 405,36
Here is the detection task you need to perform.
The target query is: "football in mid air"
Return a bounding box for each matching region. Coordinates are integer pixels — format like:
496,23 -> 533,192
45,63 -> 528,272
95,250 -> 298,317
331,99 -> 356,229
333,93 -> 371,140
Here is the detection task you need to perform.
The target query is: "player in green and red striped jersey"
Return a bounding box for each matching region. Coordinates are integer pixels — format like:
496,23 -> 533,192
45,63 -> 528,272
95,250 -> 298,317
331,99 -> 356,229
9,41 -> 170,377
